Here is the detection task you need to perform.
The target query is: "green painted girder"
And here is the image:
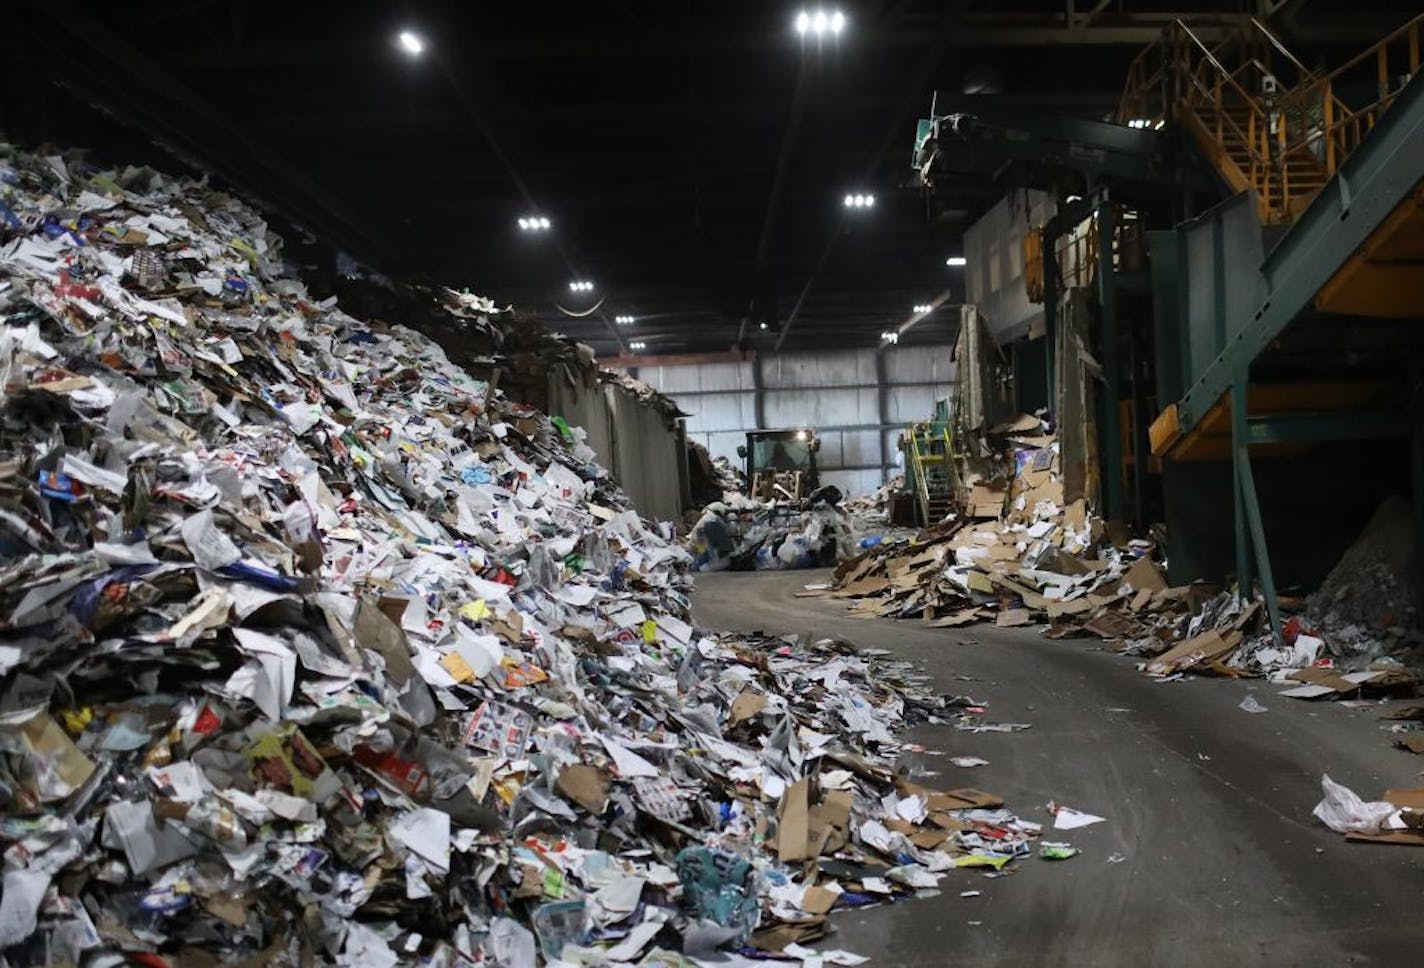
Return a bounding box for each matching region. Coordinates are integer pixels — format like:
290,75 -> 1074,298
1175,71 -> 1424,434
1245,412 -> 1414,445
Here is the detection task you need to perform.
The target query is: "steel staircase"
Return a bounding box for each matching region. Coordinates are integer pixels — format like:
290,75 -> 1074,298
905,423 -> 958,527
1121,15 -> 1421,224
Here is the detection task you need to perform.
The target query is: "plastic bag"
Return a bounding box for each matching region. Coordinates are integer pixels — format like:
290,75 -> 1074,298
1312,773 -> 1396,834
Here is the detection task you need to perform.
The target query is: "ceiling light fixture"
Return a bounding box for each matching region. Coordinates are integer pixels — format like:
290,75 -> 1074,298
945,256 -> 966,267
843,192 -> 875,209
629,341 -> 647,351
569,280 -> 595,292
914,304 -> 933,314
396,30 -> 425,56
796,9 -> 845,38
759,321 -> 769,330
880,331 -> 899,344
518,215 -> 551,231
615,315 -> 635,325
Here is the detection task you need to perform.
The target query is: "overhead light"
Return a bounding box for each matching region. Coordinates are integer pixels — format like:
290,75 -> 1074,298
630,341 -> 647,351
396,30 -> 425,56
945,256 -> 966,267
518,215 -> 551,231
797,8 -> 845,37
880,331 -> 900,344
569,280 -> 595,292
794,430 -> 808,441
615,315 -> 635,325
914,304 -> 933,314
843,192 -> 875,209
759,321 -> 768,330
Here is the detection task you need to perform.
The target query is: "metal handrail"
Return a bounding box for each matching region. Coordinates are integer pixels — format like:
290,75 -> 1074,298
1273,13 -> 1423,175
1247,16 -> 1319,80
1119,15 -> 1424,221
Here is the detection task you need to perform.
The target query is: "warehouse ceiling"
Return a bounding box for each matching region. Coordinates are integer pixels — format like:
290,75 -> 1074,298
1,0 -> 1413,359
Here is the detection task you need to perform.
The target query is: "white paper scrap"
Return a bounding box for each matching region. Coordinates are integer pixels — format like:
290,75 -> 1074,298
180,509 -> 242,571
1052,806 -> 1107,830
389,808 -> 451,874
600,736 -> 660,778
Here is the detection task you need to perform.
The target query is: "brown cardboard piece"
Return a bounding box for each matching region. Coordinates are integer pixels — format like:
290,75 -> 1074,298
832,576 -> 892,598
751,918 -> 828,952
1122,557 -> 1167,593
19,714 -> 96,801
924,787 -> 1004,811
1144,630 -> 1238,674
1385,787 -> 1424,810
777,778 -> 812,863
927,609 -> 986,627
555,764 -> 610,814
729,691 -> 768,728
800,885 -> 841,915
996,608 -> 1032,628
806,790 -> 853,855
1046,598 -> 1094,619
356,599 -> 415,685
1287,667 -> 1362,694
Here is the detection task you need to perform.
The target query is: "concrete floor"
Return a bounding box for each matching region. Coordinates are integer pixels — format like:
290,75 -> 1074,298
693,569 -> 1424,968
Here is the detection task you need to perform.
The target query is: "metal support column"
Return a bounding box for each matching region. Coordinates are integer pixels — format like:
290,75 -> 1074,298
1231,376 -> 1283,639
874,349 -> 891,483
1042,229 -> 1058,415
752,353 -> 766,431
1414,355 -> 1424,609
1096,201 -> 1123,521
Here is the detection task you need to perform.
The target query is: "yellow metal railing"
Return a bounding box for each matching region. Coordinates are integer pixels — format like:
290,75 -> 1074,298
1119,14 -> 1424,224
906,422 -> 957,526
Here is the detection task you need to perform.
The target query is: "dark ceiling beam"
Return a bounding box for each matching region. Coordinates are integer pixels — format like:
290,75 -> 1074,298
253,97 -> 890,134
163,21 -> 1241,71
9,0 -> 395,270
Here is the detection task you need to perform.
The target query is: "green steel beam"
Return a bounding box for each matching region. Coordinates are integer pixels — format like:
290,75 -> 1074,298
1176,72 -> 1424,433
923,98 -> 1169,186
1414,356 -> 1424,604
1245,413 -> 1414,445
1232,375 -> 1283,640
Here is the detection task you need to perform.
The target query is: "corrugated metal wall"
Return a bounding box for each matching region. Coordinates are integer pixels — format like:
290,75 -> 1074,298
965,188 -> 1055,344
546,378 -> 687,524
629,345 -> 956,496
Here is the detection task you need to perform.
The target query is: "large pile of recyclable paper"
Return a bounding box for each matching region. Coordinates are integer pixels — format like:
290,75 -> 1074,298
0,145 -> 1059,966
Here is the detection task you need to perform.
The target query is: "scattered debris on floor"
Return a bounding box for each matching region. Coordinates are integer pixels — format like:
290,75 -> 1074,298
1047,804 -> 1107,830
687,489 -> 913,573
1314,775 -> 1424,845
813,428 -> 1419,705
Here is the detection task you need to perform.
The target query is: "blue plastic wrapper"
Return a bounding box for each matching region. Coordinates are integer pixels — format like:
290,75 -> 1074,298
461,466 -> 492,485
218,560 -> 303,591
675,846 -> 759,945
68,565 -> 157,627
531,900 -> 587,960
37,471 -> 83,502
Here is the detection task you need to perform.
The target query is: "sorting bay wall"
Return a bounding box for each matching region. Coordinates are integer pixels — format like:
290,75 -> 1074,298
621,345 -> 957,497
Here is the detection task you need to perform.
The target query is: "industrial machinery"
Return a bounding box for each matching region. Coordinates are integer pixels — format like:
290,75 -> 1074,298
738,428 -> 820,500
